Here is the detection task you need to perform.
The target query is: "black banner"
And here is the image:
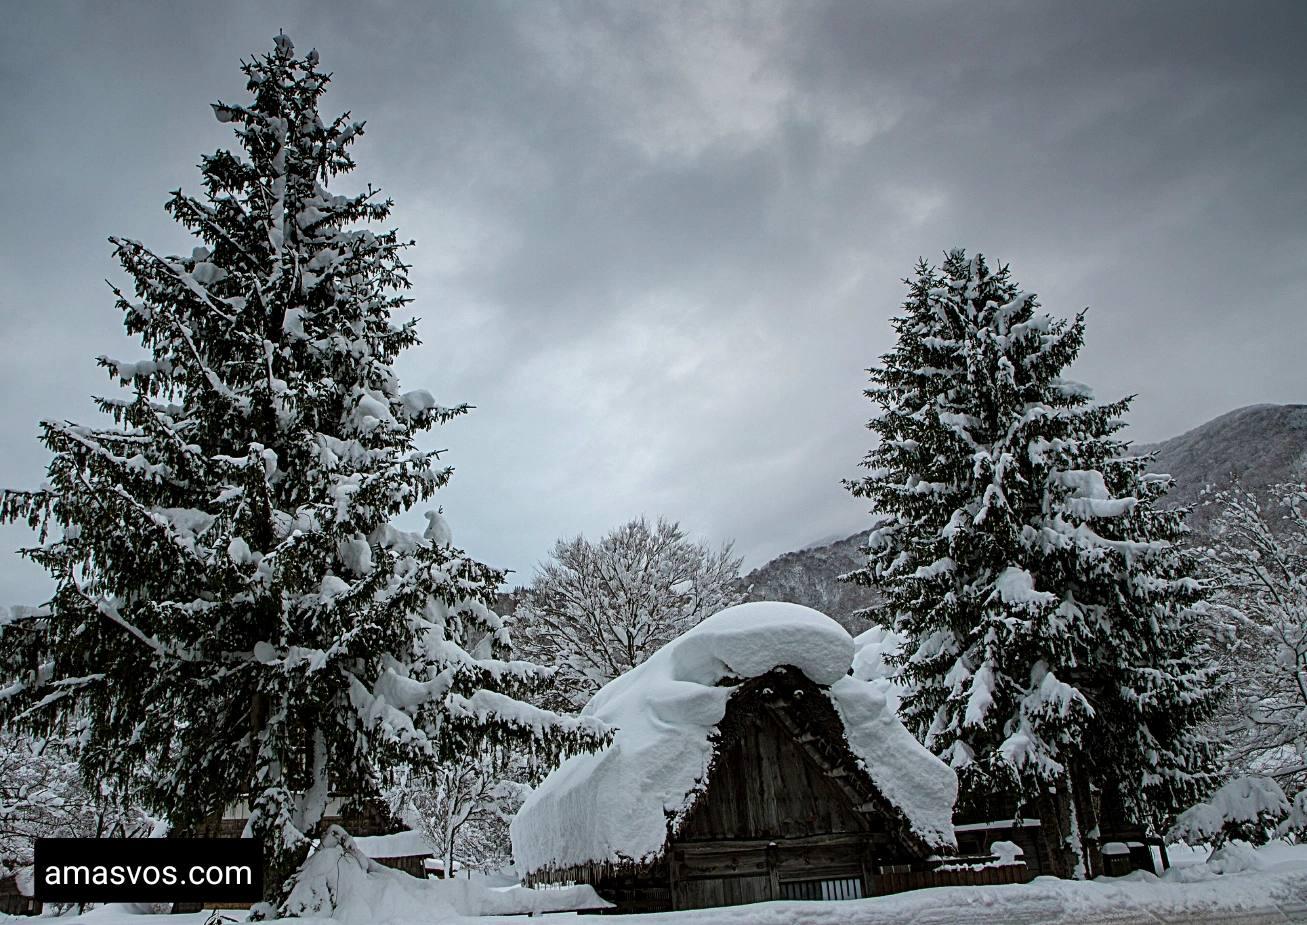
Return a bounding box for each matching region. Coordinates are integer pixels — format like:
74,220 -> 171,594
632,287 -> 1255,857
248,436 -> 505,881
33,838 -> 263,903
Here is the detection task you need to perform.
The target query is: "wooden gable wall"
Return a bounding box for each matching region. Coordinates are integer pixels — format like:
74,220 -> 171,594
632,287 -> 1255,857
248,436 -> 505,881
678,698 -> 871,840
663,668 -> 927,911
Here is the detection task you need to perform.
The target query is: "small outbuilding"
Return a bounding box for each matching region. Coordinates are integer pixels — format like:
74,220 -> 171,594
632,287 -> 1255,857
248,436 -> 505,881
353,829 -> 436,878
421,857 -> 463,880
0,867 -> 38,917
510,602 -> 959,913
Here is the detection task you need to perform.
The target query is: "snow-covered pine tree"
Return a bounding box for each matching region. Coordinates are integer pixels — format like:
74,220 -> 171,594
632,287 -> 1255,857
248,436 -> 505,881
0,34 -> 603,902
845,250 -> 1220,878
1168,775 -> 1293,848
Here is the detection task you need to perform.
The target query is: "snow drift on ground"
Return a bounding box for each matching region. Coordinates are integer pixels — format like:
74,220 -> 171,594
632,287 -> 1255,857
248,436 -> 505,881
278,827 -> 608,922
37,840 -> 1307,925
510,601 -> 957,876
529,842 -> 1307,924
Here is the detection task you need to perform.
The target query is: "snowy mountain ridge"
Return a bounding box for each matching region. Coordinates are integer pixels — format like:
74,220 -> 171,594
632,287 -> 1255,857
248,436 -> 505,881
743,403 -> 1307,626
1136,402 -> 1307,530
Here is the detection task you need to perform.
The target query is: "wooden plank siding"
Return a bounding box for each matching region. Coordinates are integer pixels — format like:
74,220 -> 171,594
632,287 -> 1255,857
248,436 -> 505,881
676,708 -> 873,841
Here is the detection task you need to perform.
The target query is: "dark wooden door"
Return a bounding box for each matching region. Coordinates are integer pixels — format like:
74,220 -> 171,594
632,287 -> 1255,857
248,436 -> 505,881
669,841 -> 774,910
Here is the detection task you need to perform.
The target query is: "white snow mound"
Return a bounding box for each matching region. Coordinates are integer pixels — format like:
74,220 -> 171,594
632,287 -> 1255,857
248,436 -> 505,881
281,827 -> 609,923
511,601 -> 957,876
351,829 -> 433,860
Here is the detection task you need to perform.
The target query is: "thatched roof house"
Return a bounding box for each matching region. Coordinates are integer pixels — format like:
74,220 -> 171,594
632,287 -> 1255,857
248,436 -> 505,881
510,602 -> 958,912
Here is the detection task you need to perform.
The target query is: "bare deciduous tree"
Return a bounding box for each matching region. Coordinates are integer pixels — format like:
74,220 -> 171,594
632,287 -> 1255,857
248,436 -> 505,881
389,751 -> 527,877
1,731 -> 154,875
1203,482 -> 1307,793
512,518 -> 742,708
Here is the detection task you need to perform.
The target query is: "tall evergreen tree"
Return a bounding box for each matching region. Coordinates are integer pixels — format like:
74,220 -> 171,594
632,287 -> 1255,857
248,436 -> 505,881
0,34 -> 601,901
845,250 -> 1219,878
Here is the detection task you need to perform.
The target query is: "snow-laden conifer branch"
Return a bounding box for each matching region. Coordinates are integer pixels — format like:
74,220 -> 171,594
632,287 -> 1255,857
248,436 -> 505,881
0,34 -> 605,902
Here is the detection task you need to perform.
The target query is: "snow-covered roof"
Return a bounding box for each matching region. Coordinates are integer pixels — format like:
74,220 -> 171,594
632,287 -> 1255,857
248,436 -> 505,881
851,624 -> 905,686
3,866 -> 35,897
422,857 -> 463,871
353,829 -> 434,859
510,602 -> 957,875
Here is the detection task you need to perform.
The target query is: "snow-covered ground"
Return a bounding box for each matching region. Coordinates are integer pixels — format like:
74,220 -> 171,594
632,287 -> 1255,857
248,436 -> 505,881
20,840 -> 1307,925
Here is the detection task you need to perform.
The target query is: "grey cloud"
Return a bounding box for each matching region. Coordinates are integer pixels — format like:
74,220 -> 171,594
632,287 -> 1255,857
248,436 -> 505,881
2,0 -> 1304,606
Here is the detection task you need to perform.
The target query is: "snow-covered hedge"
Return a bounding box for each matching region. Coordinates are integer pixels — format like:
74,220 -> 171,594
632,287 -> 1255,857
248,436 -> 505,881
1169,776 -> 1292,846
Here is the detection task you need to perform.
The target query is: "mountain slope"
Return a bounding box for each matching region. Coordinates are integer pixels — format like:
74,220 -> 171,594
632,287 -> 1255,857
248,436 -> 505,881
740,532 -> 878,632
1136,403 -> 1307,528
744,403 -> 1307,625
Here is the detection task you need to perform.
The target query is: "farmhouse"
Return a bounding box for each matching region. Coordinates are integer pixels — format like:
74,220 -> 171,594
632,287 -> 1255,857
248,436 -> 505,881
510,602 -> 959,912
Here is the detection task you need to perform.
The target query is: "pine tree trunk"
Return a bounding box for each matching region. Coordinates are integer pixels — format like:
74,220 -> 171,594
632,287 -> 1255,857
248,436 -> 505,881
1036,779 -> 1083,879
1071,766 -> 1102,879
295,728 -> 330,837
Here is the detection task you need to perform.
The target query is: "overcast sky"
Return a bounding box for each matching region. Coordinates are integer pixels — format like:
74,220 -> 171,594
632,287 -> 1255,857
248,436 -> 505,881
1,1 -> 1304,604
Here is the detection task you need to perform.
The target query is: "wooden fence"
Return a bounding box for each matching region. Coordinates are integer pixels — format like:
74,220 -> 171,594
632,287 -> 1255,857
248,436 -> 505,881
876,863 -> 1034,896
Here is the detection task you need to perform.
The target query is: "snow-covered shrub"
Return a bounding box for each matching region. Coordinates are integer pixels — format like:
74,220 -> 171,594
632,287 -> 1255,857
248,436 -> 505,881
1278,788 -> 1307,840
1169,776 -> 1290,847
279,826 -> 608,922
